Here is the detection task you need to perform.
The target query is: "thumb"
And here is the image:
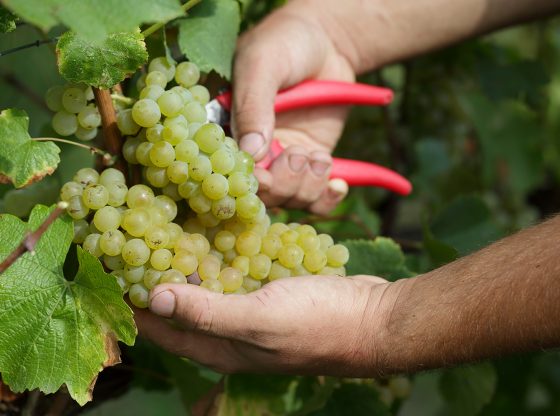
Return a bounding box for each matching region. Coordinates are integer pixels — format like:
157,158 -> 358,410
149,283 -> 261,340
231,44 -> 285,162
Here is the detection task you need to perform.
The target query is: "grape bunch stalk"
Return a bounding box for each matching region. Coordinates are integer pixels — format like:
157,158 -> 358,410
55,57 -> 349,309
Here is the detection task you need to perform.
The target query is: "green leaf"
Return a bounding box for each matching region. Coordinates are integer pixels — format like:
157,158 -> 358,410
161,355 -> 217,411
1,0 -> 183,43
178,0 -> 240,79
57,30 -> 148,89
343,238 -> 415,281
0,5 -> 17,33
217,375 -> 295,416
440,363 -> 497,416
430,195 -> 504,256
0,109 -> 60,188
310,383 -> 390,416
0,205 -> 136,405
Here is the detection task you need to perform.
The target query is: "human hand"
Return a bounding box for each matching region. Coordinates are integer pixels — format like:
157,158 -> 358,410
134,274 -> 392,376
232,1 -> 356,214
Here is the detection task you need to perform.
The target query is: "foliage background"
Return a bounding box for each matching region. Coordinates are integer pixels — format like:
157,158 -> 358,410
0,0 -> 559,415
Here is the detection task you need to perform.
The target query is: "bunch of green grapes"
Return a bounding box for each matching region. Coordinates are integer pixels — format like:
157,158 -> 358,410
46,83 -> 101,141
58,57 -> 349,309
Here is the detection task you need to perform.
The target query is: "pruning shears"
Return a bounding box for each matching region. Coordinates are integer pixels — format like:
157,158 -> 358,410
205,80 -> 412,196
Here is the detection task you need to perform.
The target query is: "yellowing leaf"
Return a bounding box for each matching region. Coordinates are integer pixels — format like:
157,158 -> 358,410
0,205 -> 136,405
0,109 -> 60,188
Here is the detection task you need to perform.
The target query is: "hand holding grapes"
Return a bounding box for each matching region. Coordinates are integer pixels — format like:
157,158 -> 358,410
134,274 -> 391,375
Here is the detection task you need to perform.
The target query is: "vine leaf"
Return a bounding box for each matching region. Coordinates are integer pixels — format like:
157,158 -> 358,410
343,238 -> 415,281
0,0 -> 183,42
0,5 -> 17,33
0,109 -> 60,188
57,30 -> 148,89
177,0 -> 240,79
0,205 -> 136,405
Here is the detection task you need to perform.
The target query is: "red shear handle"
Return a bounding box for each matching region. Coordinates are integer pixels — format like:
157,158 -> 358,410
216,80 -> 393,113
257,140 -> 412,195
330,158 -> 412,195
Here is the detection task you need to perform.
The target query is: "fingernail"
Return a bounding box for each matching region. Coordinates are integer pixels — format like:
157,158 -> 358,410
310,160 -> 330,176
239,133 -> 265,156
327,178 -> 348,199
149,290 -> 176,318
289,154 -> 307,172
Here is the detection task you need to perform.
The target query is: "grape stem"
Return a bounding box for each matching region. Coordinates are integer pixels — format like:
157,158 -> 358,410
0,202 -> 68,275
110,93 -> 135,107
92,88 -> 127,176
141,0 -> 202,38
32,138 -> 115,165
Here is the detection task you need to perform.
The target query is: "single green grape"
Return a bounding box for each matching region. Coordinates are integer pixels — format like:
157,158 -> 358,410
171,250 -> 198,275
198,254 -> 221,280
144,225 -> 170,250
121,208 -> 151,237
214,230 -> 236,252
188,154 -> 212,182
129,283 -> 150,308
154,195 -> 178,221
249,254 -> 272,280
145,70 -> 168,88
193,123 -> 225,154
146,166 -> 170,188
175,139 -> 199,163
202,173 -> 229,200
278,243 -> 304,269
45,85 -> 64,111
143,268 -> 163,289
235,231 -> 261,257
116,109 -> 141,136
150,248 -> 172,271
103,254 -> 125,271
100,229 -> 126,256
126,184 -> 154,208
157,90 -> 183,117
77,105 -> 101,129
140,84 -> 165,101
52,110 -> 78,136
73,168 -> 100,188
166,161 -> 189,184
83,233 -> 103,257
124,264 -> 147,284
122,238 -> 151,266
149,141 -> 175,167
93,206 -> 121,232
82,184 -> 109,210
189,85 -> 210,105
148,57 -> 176,82
175,61 -> 200,87
211,195 -> 236,220
132,98 -> 161,128
219,267 -> 243,292
210,148 -> 235,175
60,181 -> 83,201
326,244 -> 350,267
62,87 -> 87,114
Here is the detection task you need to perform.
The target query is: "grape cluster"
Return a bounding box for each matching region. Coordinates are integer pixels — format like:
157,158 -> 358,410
46,83 -> 101,141
59,57 -> 349,309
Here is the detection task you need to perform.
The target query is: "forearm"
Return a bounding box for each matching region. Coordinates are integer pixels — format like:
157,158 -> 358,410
287,0 -> 560,74
373,216 -> 560,375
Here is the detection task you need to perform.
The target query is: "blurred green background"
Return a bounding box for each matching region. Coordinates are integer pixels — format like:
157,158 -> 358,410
1,5 -> 560,416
